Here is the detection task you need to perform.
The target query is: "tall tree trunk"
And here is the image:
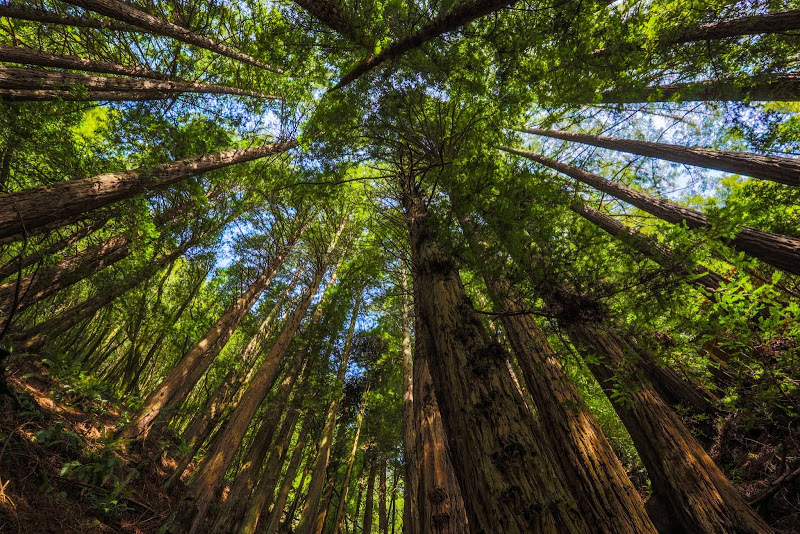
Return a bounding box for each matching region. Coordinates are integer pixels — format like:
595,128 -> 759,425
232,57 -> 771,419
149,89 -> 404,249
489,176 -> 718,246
0,139 -> 296,240
398,269 -> 418,534
332,390 -> 369,534
280,454 -> 313,534
401,179 -> 588,533
521,127 -> 800,187
378,457 -> 388,534
334,0 -> 519,89
0,217 -> 108,282
600,74 -> 800,103
459,213 -> 658,533
571,202 -> 725,293
0,65 -> 276,101
0,233 -> 129,317
119,230 -> 299,442
211,347 -> 311,534
502,147 -> 800,275
263,415 -> 314,534
554,302 -> 771,533
295,298 -> 361,534
362,452 -> 377,534
172,227 -> 343,534
0,5 -> 141,31
60,0 -> 282,72
0,45 -> 170,80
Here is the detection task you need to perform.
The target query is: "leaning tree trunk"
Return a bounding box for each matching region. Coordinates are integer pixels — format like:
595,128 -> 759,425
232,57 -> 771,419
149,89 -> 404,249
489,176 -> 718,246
502,148 -> 800,275
334,0 -> 519,89
211,348 -> 311,534
291,1 -> 371,48
556,306 -> 771,533
0,5 -> 140,31
60,0 -> 282,72
600,74 -> 800,103
263,415 -> 314,534
118,230 -> 299,442
0,45 -> 170,80
402,178 -> 588,533
0,233 -> 129,318
378,457 -> 387,534
295,300 -> 361,534
459,214 -> 657,532
521,127 -> 800,187
0,139 -> 296,240
0,65 -> 276,101
362,453 -> 377,534
332,391 -> 369,534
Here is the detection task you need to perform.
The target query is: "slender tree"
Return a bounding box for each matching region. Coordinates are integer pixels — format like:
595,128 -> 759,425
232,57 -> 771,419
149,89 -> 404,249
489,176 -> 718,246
600,74 -> 800,103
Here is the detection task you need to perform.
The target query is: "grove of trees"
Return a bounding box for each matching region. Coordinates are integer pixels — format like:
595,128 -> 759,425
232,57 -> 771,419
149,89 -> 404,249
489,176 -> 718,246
0,0 -> 799,532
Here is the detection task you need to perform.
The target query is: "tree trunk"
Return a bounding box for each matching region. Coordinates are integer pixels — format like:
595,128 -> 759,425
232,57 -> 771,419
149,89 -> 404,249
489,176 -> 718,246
667,9 -> 800,44
0,139 -> 296,240
0,217 -> 108,282
60,0 -> 282,72
522,127 -> 800,187
398,269 -> 418,534
172,241 -> 341,534
570,202 -> 725,293
402,179 -> 588,533
600,74 -> 800,103
118,231 -> 298,442
378,457 -> 388,534
332,391 -> 368,534
211,347 -> 311,534
237,403 -> 303,534
0,45 -> 170,80
295,299 -> 361,534
0,65 -> 276,101
502,147 -> 800,275
0,5 -> 141,31
334,0 -> 519,89
0,233 -> 129,318
263,415 -> 313,534
362,452 -> 377,534
459,214 -> 657,532
558,309 -> 771,533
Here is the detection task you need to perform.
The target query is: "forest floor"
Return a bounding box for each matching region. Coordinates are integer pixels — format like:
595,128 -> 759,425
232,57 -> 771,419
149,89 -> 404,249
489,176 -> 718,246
0,357 -> 183,533
0,356 -> 798,532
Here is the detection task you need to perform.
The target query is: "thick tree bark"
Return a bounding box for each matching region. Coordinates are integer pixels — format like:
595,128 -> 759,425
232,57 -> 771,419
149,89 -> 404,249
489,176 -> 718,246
172,241 -> 340,534
362,453 -> 377,534
0,218 -> 107,282
60,0 -> 282,72
295,299 -> 361,534
0,65 -> 276,101
413,356 -> 469,534
398,269 -> 418,534
334,0 -> 519,89
0,139 -> 296,240
0,5 -> 141,31
0,233 -> 129,318
211,348 -> 310,534
502,147 -> 800,275
332,392 -> 368,534
521,127 -> 800,187
0,45 -> 170,80
118,230 -> 298,442
600,74 -> 800,103
11,240 -> 192,353
402,180 -> 588,533
262,415 -> 314,534
459,214 -> 657,533
291,1 -> 371,48
571,202 -> 725,293
557,308 -> 771,533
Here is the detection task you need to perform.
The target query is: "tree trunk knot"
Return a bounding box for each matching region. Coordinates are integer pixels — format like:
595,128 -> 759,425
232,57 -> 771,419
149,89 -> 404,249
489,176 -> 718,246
431,512 -> 451,529
491,441 -> 526,468
428,487 -> 447,504
549,290 -> 606,325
